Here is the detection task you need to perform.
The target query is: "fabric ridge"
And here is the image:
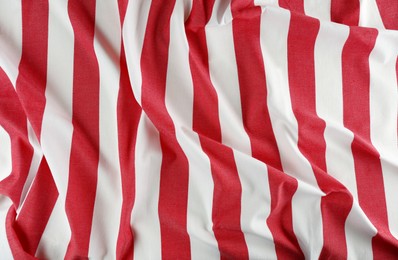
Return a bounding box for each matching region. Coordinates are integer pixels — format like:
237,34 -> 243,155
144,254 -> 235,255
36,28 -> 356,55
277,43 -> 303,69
0,0 -> 397,259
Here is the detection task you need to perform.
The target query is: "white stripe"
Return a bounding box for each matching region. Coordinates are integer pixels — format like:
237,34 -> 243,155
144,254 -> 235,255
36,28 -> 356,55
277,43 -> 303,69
165,1 -> 219,259
0,126 -> 12,258
344,202 -> 377,259
359,0 -> 385,29
122,0 -> 151,105
36,0 -> 74,256
0,0 -> 22,86
36,198 -> 70,259
18,121 -> 42,213
314,20 -> 376,258
254,0 -> 279,7
0,126 -> 11,182
88,0 -> 123,258
233,151 -> 276,259
206,2 -> 250,155
206,2 -> 276,258
369,31 -> 398,239
260,6 -> 324,259
304,0 -> 331,21
182,128 -> 221,260
314,21 -> 357,200
131,113 -> 162,260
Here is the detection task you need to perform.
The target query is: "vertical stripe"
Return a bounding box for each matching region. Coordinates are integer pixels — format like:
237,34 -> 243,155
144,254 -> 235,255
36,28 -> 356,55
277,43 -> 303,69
341,27 -> 398,257
369,32 -> 398,239
0,126 -> 12,258
206,1 -> 255,258
119,50 -> 138,257
65,1 -> 100,258
13,159 -> 58,256
209,149 -> 247,260
36,0 -> 74,257
88,0 -> 123,258
5,3 -> 49,248
131,114 -> 162,260
187,0 -> 247,258
232,151 -> 276,259
115,37 -> 137,260
169,0 -> 221,258
141,0 -> 191,258
186,0 -> 218,146
260,6 -> 324,259
206,1 -> 251,154
231,1 -> 302,259
122,0 -> 152,105
123,1 -> 162,258
0,1 -> 397,258
314,20 -> 376,259
0,70 -> 33,209
0,0 -> 22,86
181,130 -> 220,260
287,12 -> 352,258
331,0 -> 359,26
314,21 -> 357,201
0,126 -> 11,182
116,0 -> 141,259
15,0 -> 49,137
0,70 -> 34,259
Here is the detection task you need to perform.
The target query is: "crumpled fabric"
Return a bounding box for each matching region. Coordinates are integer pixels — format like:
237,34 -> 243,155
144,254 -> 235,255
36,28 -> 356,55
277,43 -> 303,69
0,0 -> 397,259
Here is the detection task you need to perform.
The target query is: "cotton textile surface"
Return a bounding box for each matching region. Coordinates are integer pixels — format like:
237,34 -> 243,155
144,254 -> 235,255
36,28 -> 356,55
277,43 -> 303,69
0,0 -> 397,259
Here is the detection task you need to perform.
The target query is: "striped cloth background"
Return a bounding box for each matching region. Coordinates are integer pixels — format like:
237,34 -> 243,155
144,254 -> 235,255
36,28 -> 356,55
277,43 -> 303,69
0,0 -> 397,259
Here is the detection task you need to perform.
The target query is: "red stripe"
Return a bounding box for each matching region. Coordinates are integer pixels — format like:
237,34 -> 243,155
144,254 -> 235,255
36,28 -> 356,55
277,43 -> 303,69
6,208 -> 36,260
186,1 -> 249,258
7,2 -> 52,255
287,12 -> 352,258
116,1 -> 140,259
116,44 -> 139,260
186,0 -> 217,146
203,142 -> 248,259
0,69 -> 35,258
141,0 -> 191,258
65,1 -> 100,258
342,27 -> 398,257
331,0 -> 359,26
16,0 -> 49,138
117,0 -> 129,22
116,44 -> 141,259
13,158 -> 58,256
279,0 -> 304,14
375,0 -> 398,30
231,1 -> 305,259
0,70 -> 33,208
